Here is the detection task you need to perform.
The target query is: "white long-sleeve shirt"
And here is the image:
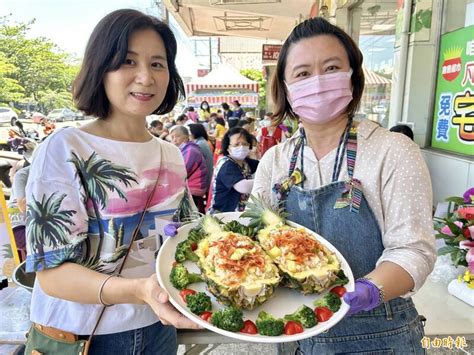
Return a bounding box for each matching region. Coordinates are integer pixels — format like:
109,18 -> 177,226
252,119 -> 436,295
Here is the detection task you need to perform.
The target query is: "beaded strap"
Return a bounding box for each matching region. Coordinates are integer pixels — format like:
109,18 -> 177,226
334,126 -> 363,213
273,130 -> 306,200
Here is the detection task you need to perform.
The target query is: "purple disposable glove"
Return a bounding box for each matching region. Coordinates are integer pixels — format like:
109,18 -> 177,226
343,279 -> 381,316
164,222 -> 181,237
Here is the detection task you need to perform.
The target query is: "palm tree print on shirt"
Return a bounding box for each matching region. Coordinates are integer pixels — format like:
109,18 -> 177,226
68,152 -> 138,261
27,193 -> 78,270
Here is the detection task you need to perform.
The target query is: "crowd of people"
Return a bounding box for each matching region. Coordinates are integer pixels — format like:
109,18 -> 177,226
9,7 -> 434,355
147,101 -> 291,214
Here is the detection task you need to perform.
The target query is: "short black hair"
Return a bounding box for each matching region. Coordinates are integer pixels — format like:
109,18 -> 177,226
188,123 -> 209,141
271,17 -> 364,124
237,119 -> 249,127
221,102 -> 229,110
390,124 -> 414,140
221,127 -> 254,156
150,120 -> 163,129
176,114 -> 187,122
215,116 -> 226,126
73,9 -> 185,119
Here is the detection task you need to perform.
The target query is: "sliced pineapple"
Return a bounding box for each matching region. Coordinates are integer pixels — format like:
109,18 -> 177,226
195,215 -> 281,310
242,195 -> 343,295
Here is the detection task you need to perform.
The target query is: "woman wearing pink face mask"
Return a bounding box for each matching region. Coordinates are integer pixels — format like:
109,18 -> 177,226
252,17 -> 435,354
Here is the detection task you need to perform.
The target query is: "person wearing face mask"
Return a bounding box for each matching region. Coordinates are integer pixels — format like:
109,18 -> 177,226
199,100 -> 211,121
252,17 -> 435,354
209,127 -> 258,213
256,112 -> 287,156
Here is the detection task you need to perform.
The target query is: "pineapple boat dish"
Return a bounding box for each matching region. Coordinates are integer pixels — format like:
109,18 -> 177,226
194,217 -> 281,310
242,197 -> 344,294
157,196 -> 353,341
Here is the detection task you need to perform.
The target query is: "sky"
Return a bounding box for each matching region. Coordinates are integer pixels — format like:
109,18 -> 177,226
2,0 -> 199,77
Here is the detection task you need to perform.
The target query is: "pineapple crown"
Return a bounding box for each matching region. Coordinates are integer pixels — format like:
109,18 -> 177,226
199,215 -> 224,235
241,194 -> 287,229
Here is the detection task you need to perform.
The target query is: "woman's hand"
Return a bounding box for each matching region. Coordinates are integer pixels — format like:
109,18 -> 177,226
343,279 -> 381,316
138,274 -> 202,329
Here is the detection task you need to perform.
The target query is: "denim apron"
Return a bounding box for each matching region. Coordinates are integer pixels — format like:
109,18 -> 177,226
277,123 -> 425,354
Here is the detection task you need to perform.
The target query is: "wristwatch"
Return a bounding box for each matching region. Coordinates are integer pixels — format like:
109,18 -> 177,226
358,276 -> 386,305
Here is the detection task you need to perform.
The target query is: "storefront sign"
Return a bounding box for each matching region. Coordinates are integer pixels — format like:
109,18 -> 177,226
431,25 -> 474,155
262,44 -> 282,61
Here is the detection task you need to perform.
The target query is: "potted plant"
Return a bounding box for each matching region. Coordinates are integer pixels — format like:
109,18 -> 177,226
435,187 -> 474,306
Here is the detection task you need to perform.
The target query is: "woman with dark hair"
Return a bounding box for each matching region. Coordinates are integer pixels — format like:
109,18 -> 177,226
188,123 -> 213,191
210,116 -> 227,164
199,100 -> 211,121
221,102 -> 233,121
229,100 -> 245,128
186,106 -> 198,122
252,17 -> 434,354
209,127 -> 258,213
24,9 -> 199,355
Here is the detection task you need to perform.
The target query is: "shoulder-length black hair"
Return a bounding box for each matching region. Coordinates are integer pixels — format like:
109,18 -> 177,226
271,17 -> 364,125
221,127 -> 254,156
188,123 -> 209,141
215,116 -> 226,126
200,100 -> 210,113
73,9 -> 185,119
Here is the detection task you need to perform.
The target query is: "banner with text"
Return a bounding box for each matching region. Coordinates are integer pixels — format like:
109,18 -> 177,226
431,25 -> 474,155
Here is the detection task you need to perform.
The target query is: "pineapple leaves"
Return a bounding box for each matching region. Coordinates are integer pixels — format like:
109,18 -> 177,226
241,194 -> 287,230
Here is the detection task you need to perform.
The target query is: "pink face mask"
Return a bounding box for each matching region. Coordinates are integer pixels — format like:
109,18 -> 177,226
286,70 -> 353,124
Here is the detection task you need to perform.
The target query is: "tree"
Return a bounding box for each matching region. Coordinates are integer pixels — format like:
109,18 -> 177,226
0,52 -> 24,103
26,193 -> 77,270
240,68 -> 266,111
68,152 -> 138,261
0,20 -> 77,109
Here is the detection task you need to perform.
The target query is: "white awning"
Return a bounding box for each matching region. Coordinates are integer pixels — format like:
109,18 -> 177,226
363,67 -> 392,85
185,64 -> 259,93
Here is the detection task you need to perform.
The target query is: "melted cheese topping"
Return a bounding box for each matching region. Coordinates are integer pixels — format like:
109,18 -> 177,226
259,226 -> 340,277
196,233 -> 280,289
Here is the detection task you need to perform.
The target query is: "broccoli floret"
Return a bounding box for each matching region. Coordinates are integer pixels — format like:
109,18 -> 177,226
331,270 -> 349,287
314,292 -> 342,313
223,221 -> 246,234
210,307 -> 244,332
186,292 -> 212,315
283,305 -> 317,328
223,221 -> 256,239
187,226 -> 206,243
175,240 -> 198,263
169,263 -> 203,290
255,311 -> 285,336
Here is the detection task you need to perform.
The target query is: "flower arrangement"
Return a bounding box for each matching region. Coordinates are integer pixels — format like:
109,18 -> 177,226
457,270 -> 474,289
435,187 -> 474,272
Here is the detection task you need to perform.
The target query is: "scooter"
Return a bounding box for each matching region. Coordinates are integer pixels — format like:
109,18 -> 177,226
9,121 -> 41,143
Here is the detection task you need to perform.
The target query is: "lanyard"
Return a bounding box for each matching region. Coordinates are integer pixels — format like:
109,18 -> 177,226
289,118 -> 352,183
282,118 -> 362,213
